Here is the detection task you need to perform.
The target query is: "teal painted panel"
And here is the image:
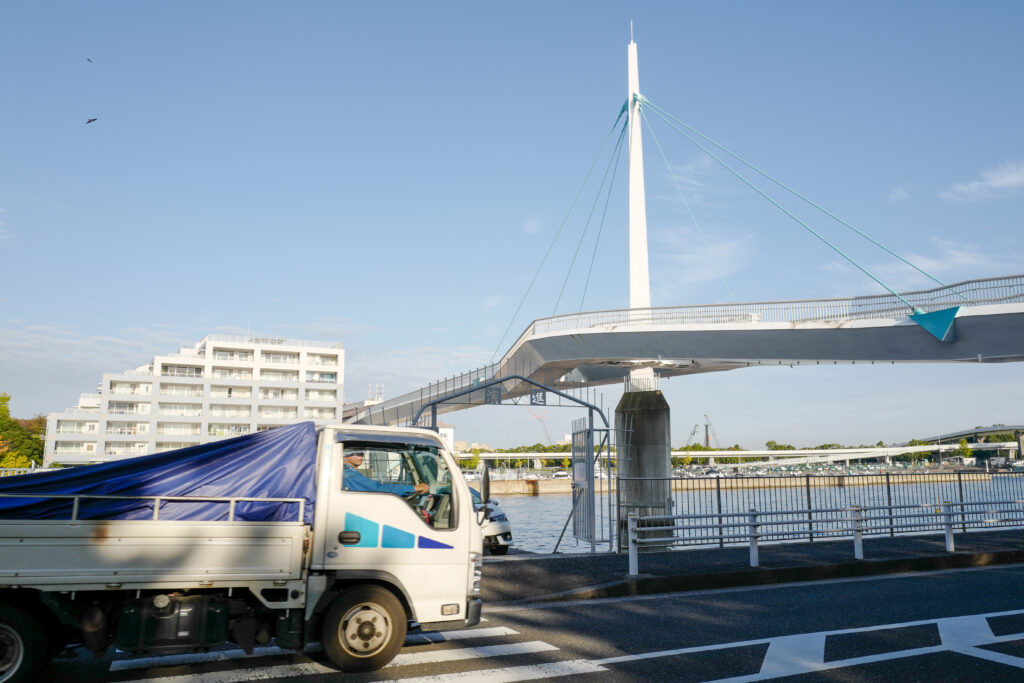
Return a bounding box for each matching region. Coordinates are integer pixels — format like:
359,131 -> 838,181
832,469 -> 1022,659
344,513 -> 379,547
911,306 -> 959,343
381,525 -> 415,548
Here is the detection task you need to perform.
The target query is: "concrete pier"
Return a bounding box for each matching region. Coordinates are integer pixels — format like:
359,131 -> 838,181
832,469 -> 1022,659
615,389 -> 672,550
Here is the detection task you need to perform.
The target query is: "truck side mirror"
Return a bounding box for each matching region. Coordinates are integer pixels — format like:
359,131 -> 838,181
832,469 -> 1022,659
481,463 -> 491,521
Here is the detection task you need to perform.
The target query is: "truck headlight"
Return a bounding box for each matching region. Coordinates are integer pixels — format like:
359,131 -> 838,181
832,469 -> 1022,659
469,552 -> 482,596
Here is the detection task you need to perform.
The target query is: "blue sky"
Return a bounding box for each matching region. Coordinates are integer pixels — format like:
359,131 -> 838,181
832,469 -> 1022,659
2,2 -> 1023,448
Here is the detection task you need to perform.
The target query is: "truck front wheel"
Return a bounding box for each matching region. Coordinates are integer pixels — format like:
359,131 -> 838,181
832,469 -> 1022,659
321,585 -> 407,672
0,602 -> 47,683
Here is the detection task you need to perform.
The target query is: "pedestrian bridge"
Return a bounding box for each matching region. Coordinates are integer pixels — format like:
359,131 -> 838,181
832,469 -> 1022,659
350,274 -> 1024,426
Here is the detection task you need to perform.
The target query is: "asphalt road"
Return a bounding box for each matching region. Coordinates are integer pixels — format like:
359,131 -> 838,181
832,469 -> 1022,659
41,563 -> 1024,682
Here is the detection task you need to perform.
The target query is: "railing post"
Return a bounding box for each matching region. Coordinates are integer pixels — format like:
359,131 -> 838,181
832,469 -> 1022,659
627,513 -> 639,577
72,496 -> 80,521
852,506 -> 864,560
805,475 -> 813,542
885,472 -> 894,537
153,497 -> 160,521
942,501 -> 955,552
748,510 -> 759,568
956,472 -> 966,532
716,478 -> 724,548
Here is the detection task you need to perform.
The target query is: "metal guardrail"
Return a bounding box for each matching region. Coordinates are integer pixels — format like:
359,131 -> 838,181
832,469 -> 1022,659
0,492 -> 306,522
626,499 -> 1024,576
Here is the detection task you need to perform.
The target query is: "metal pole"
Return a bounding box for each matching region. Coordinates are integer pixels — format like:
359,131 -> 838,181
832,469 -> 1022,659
943,501 -> 955,552
805,475 -> 814,542
748,510 -> 759,568
957,472 -> 967,532
716,477 -> 724,548
852,506 -> 864,560
885,472 -> 894,537
588,409 -> 596,554
628,513 -> 639,576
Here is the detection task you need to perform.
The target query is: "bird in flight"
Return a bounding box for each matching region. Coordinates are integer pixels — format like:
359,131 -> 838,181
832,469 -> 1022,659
86,118 -> 97,124
87,58 -> 92,62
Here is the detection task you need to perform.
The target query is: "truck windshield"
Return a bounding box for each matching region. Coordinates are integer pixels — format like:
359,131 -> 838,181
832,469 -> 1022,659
341,441 -> 456,530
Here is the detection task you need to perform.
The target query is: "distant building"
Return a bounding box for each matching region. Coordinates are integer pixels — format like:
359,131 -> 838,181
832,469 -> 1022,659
45,334 -> 344,466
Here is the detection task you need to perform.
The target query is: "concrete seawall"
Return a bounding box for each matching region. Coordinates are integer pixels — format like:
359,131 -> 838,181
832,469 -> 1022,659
487,472 -> 990,496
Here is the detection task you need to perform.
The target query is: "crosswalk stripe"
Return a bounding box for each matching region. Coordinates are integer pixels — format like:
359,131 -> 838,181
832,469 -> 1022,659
392,659 -> 608,682
116,641 -> 558,683
111,626 -> 519,671
408,626 -> 520,643
387,641 -> 557,667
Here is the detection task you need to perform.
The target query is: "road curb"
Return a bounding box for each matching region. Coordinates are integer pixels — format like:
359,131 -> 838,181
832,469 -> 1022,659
492,548 -> 1024,605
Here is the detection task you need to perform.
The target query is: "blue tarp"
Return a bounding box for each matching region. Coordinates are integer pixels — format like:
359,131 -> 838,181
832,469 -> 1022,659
0,421 -> 317,525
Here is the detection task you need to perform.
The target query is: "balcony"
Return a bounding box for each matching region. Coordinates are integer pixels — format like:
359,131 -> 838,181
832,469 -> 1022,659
212,351 -> 254,362
161,367 -> 203,378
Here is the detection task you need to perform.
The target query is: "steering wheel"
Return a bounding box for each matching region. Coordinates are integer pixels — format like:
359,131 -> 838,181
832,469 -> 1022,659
403,490 -> 436,524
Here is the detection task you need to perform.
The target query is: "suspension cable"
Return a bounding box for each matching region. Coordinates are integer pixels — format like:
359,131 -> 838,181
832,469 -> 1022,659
644,99 -> 919,312
553,119 -> 628,315
642,96 -> 964,301
641,105 -> 734,301
581,126 -> 626,311
490,102 -> 629,363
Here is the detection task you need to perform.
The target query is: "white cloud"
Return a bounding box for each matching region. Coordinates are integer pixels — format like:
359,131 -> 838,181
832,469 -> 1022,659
888,186 -> 909,202
941,161 -> 1024,202
817,236 -> 1014,295
343,344 -> 490,401
522,218 -> 543,234
650,155 -> 720,207
479,295 -> 501,313
650,228 -> 754,300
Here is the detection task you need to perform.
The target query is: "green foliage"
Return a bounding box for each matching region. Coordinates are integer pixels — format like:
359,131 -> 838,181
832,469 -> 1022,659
765,440 -> 796,451
956,438 -> 973,459
897,439 -> 932,462
0,394 -> 44,466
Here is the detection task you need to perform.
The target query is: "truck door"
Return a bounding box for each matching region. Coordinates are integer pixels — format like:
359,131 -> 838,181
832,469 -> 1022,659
321,435 -> 470,623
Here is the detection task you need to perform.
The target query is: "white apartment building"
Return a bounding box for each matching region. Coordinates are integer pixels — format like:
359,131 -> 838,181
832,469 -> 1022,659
45,334 -> 344,466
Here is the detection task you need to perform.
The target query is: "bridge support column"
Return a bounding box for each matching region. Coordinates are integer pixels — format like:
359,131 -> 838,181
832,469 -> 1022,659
616,389 -> 671,551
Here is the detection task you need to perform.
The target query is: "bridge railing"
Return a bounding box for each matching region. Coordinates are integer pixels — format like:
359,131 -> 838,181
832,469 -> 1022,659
627,498 -> 1024,576
519,274 -> 1024,339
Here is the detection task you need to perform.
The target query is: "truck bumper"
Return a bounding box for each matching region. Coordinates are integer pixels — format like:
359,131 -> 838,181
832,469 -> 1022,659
418,598 -> 483,632
465,597 -> 482,627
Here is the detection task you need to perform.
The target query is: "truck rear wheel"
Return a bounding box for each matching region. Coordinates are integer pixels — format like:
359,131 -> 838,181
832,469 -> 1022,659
321,585 -> 407,672
0,602 -> 47,683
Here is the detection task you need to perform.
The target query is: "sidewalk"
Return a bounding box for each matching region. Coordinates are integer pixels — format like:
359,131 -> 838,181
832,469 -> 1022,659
481,529 -> 1024,604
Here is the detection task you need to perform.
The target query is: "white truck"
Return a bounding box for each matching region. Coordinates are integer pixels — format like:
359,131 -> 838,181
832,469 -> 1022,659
0,422 -> 483,682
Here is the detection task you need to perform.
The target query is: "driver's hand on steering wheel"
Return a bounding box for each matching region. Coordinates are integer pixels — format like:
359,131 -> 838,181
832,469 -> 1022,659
413,483 -> 429,494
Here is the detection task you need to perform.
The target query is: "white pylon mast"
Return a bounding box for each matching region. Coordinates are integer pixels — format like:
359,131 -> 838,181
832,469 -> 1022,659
627,25 -> 655,386
627,26 -> 651,311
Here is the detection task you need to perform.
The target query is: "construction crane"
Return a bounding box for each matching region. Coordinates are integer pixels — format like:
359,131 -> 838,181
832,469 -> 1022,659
526,408 -> 554,446
704,414 -> 723,449
684,424 -> 700,447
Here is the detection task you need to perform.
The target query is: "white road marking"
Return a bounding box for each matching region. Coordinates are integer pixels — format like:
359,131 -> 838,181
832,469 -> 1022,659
111,626 -> 518,671
390,659 -> 607,682
937,614 -> 994,647
593,608 -> 1024,681
757,633 -> 826,678
386,641 -> 557,667
408,626 -> 519,643
116,641 -> 558,683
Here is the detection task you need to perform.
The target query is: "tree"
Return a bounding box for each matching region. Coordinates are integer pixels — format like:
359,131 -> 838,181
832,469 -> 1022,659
956,438 -> 973,460
765,440 -> 796,451
0,394 -> 44,466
